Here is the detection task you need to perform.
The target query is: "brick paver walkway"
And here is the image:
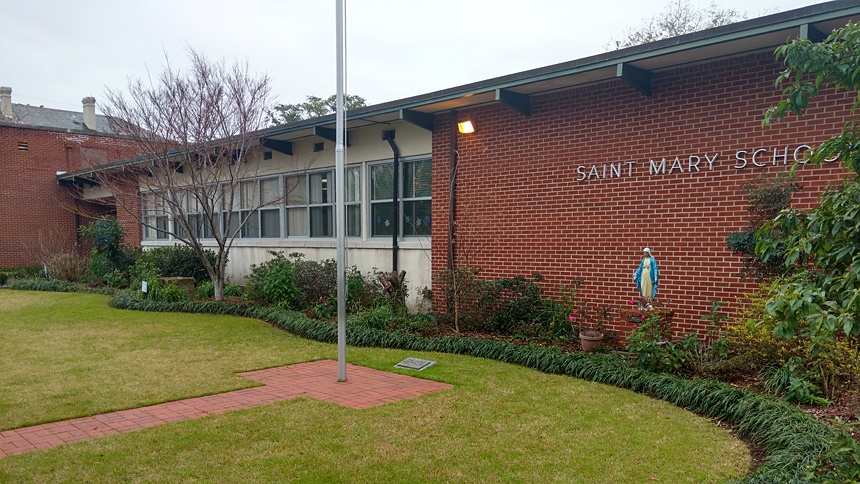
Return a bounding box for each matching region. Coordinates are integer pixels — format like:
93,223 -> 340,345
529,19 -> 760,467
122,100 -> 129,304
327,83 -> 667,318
0,360 -> 451,458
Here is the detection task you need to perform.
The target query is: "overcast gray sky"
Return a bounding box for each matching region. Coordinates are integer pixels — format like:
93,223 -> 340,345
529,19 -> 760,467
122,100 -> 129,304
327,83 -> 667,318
2,0 -> 822,113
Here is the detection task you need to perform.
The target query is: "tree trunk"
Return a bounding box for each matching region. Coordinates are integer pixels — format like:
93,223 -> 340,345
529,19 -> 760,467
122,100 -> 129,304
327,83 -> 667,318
214,277 -> 224,301
377,270 -> 407,308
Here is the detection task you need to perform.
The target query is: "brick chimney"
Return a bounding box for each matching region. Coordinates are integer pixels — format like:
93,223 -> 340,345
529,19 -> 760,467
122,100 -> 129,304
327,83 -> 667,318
82,96 -> 96,130
1,87 -> 12,119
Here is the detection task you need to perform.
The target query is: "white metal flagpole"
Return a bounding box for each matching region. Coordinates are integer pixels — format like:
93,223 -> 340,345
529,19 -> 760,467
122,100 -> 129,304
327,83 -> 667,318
335,0 -> 347,382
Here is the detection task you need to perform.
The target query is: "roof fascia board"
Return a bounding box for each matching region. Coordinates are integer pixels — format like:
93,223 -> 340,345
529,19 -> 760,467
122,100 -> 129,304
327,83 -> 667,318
296,4 -> 860,120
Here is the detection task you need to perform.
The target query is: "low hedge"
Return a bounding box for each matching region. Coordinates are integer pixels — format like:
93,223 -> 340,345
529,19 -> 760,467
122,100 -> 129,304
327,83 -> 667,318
10,281 -> 842,483
10,278 -> 118,295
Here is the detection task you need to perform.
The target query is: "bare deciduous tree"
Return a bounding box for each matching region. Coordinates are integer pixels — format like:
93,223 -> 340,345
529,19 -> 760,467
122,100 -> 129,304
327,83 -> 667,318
608,0 -> 746,50
90,49 -> 275,300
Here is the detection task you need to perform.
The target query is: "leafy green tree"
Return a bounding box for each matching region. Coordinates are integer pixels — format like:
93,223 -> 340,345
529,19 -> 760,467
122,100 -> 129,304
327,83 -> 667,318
758,21 -> 860,351
609,0 -> 744,49
267,94 -> 367,125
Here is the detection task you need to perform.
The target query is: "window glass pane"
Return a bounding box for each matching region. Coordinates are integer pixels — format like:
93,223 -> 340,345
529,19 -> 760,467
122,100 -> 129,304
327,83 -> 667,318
260,178 -> 280,206
224,211 -> 240,238
241,181 -> 259,209
156,216 -> 170,239
260,209 -> 280,238
187,214 -> 201,239
222,185 -> 240,211
347,205 -> 360,237
287,207 -> 308,237
346,166 -> 360,203
310,206 -> 333,237
404,159 -> 432,198
144,217 -> 156,238
174,219 -> 186,239
186,193 -> 201,213
371,202 -> 394,237
371,163 -> 393,201
309,172 -> 332,204
145,193 -> 167,215
203,218 -> 214,239
285,175 -> 307,206
403,200 -> 431,236
241,210 -> 260,238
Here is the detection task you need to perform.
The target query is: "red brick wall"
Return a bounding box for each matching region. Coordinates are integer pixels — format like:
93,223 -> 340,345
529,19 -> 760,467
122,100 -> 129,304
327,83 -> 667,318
0,125 -> 139,268
431,52 -> 853,338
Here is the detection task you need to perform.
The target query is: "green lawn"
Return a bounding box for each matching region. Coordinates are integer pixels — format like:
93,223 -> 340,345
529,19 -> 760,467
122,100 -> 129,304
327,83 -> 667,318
0,291 -> 750,483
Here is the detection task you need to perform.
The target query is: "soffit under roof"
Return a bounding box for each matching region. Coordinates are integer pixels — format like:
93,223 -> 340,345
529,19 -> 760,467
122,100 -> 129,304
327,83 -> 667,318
262,3 -> 860,143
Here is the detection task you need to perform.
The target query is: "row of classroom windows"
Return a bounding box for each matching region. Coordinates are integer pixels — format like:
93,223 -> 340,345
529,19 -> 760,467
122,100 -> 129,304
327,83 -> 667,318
142,158 -> 431,240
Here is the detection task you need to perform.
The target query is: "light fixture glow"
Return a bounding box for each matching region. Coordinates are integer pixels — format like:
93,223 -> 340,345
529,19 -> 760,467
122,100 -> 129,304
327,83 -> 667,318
457,120 -> 475,134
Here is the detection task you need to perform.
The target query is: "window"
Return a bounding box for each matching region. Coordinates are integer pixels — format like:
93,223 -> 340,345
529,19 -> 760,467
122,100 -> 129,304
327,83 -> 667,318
309,171 -> 333,237
284,170 -> 334,238
142,192 -> 169,240
174,192 -> 202,239
221,183 -> 241,239
259,178 -> 281,238
370,158 -> 431,237
402,159 -> 432,236
370,163 -> 394,237
240,180 -> 260,238
346,166 -> 361,237
285,174 -> 309,237
218,178 -> 282,239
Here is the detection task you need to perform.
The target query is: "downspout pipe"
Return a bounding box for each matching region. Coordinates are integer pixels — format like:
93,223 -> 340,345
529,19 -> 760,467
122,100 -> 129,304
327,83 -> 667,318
383,130 -> 400,273
448,110 -> 458,273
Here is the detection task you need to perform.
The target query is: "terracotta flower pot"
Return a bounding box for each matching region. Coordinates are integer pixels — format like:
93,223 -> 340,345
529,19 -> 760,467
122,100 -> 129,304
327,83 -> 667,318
579,329 -> 605,353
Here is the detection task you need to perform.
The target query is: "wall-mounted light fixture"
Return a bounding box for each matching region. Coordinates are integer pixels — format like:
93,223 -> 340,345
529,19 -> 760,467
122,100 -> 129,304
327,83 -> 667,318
457,120 -> 475,134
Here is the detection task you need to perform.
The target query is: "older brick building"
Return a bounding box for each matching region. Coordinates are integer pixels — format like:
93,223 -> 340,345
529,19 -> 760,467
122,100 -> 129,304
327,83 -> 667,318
0,88 -> 138,268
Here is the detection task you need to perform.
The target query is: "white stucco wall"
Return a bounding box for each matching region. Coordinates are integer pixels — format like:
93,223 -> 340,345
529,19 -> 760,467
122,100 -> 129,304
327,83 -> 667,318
139,119 -> 434,306
142,239 -> 432,307
224,240 -> 432,306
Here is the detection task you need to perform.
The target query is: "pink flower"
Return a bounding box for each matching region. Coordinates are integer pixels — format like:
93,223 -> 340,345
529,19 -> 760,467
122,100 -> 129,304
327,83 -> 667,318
568,315 -> 575,323
572,309 -> 579,314
629,299 -> 636,305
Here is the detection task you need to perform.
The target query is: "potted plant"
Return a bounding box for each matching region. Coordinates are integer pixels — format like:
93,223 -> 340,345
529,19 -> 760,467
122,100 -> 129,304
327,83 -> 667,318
577,305 -> 613,352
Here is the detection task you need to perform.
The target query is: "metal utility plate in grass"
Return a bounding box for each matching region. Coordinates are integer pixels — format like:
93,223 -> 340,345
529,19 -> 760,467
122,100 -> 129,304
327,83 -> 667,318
394,358 -> 436,371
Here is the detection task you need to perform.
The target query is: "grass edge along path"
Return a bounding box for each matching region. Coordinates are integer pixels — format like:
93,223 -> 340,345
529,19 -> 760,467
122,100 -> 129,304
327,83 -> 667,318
11,280 -> 840,483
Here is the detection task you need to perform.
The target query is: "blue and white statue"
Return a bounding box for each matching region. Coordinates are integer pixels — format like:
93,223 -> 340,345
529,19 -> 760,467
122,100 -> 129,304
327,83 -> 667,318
633,247 -> 659,300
